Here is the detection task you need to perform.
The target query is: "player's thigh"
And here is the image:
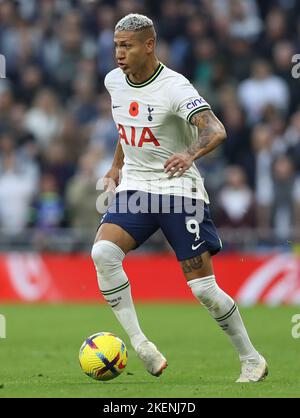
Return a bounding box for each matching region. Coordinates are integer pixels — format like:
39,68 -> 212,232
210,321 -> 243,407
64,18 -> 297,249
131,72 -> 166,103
94,223 -> 137,254
95,191 -> 159,254
180,251 -> 214,281
157,199 -> 221,280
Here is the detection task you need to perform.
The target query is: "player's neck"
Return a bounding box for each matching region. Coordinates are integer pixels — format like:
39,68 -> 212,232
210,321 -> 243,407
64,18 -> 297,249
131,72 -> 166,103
129,58 -> 160,84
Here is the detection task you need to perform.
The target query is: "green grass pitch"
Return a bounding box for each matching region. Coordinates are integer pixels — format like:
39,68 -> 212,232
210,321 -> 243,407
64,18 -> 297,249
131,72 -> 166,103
0,303 -> 299,398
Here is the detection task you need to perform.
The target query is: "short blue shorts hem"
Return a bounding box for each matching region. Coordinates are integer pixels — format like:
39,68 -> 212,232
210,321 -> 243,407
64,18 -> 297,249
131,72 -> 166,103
100,191 -> 222,262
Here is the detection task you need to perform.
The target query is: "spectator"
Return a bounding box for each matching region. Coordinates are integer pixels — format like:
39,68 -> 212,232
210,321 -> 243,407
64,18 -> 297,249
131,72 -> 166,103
25,88 -> 62,149
228,0 -> 262,42
56,114 -> 85,165
284,110 -> 300,171
251,124 -> 275,240
193,38 -> 218,92
227,38 -> 255,81
0,152 -> 36,235
66,151 -> 100,230
29,173 -> 65,230
271,155 -> 300,241
257,7 -> 289,59
157,0 -> 186,43
221,105 -> 251,166
96,5 -> 116,77
90,93 -> 119,158
41,141 -> 76,197
0,0 -> 22,76
217,165 -> 255,228
69,76 -> 99,126
0,87 -> 14,132
40,10 -> 97,99
238,59 -> 290,124
14,65 -> 44,106
212,0 -> 261,40
9,103 -> 36,150
0,0 -> 299,250
272,40 -> 299,112
0,131 -> 39,187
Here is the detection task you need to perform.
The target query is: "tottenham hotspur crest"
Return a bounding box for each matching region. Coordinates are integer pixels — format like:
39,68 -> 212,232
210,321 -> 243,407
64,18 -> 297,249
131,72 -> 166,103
147,105 -> 154,121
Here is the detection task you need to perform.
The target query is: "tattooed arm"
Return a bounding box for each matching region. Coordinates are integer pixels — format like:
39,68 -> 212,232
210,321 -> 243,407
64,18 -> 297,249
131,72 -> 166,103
164,110 -> 227,177
187,110 -> 227,159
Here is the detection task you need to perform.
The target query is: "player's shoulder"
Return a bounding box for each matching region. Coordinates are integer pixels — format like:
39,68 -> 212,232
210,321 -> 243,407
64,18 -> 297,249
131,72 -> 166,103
104,68 -> 124,91
160,65 -> 202,109
161,65 -> 193,88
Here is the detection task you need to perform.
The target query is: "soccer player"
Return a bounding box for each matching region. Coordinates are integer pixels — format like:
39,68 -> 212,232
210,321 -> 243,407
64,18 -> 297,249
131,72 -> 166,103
91,14 -> 268,383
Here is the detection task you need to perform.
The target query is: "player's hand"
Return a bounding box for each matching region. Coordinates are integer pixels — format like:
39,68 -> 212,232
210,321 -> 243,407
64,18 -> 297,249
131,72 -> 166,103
164,153 -> 194,177
103,167 -> 120,192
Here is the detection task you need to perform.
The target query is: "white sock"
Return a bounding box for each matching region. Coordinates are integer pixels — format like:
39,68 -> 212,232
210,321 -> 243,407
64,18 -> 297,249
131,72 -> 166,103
188,275 -> 259,361
91,240 -> 147,350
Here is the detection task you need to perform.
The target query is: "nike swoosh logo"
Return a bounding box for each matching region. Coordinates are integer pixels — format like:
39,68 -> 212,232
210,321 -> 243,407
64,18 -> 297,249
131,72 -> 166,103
112,105 -> 121,109
111,302 -> 121,308
192,240 -> 205,250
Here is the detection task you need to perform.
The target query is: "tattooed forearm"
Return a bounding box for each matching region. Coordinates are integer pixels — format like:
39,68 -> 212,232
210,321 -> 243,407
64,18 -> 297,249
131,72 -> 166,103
187,110 -> 227,160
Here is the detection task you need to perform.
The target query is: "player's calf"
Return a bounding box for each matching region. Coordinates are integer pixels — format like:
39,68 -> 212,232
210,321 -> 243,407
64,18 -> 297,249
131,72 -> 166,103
91,240 -> 148,350
187,274 -> 265,381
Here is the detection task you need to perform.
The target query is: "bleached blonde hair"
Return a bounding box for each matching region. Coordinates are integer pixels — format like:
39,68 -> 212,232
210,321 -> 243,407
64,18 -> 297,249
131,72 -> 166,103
115,13 -> 154,33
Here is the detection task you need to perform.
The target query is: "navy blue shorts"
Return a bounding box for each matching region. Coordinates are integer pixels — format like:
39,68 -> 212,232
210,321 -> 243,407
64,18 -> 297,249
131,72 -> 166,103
100,191 -> 222,261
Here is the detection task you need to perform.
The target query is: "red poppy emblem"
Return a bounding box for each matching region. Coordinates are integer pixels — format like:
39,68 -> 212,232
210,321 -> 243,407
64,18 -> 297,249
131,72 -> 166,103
129,102 -> 139,117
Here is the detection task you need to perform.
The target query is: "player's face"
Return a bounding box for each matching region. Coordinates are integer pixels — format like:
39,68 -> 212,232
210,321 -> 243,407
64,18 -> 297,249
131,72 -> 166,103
114,31 -> 149,75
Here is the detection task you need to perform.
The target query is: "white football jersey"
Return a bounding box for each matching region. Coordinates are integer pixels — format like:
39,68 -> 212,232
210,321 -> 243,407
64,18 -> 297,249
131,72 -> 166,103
104,63 -> 210,202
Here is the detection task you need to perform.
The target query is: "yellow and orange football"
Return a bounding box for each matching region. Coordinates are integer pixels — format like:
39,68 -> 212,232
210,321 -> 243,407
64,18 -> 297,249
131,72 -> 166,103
79,332 -> 128,381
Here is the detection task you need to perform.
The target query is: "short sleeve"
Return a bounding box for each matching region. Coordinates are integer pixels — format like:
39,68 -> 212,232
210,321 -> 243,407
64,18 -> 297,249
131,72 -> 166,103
170,76 -> 211,123
104,73 -> 111,93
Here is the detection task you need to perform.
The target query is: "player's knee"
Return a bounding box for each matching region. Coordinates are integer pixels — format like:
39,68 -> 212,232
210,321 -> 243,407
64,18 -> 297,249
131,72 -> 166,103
188,275 -> 234,311
188,275 -> 220,307
91,240 -> 125,275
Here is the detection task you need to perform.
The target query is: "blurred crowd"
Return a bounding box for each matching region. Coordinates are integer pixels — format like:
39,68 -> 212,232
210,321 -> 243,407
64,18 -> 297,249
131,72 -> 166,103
0,0 -> 300,250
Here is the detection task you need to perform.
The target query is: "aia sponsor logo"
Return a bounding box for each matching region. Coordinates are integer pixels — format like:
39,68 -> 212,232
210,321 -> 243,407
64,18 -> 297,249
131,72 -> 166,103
118,124 -> 160,147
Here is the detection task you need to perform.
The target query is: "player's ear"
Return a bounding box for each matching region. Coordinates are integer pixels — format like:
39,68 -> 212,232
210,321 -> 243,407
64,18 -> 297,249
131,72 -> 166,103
145,37 -> 155,54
